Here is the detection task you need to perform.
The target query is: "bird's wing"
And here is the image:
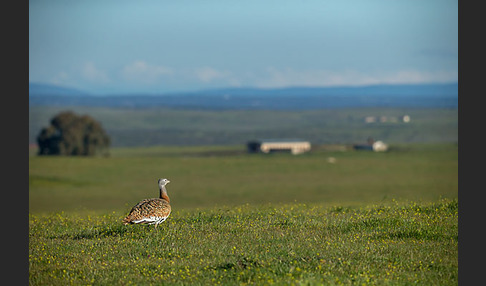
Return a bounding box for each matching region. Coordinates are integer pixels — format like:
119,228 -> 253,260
124,198 -> 171,224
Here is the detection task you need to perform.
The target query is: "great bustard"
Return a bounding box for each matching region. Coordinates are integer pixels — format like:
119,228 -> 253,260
122,178 -> 172,228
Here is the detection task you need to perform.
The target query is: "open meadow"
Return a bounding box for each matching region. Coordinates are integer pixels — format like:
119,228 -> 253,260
29,143 -> 458,285
29,106 -> 458,147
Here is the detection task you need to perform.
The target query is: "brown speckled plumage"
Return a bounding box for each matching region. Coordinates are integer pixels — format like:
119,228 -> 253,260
123,178 -> 172,228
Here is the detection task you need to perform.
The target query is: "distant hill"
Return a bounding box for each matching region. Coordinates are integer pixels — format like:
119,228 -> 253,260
29,82 -> 458,109
196,83 -> 458,97
29,83 -> 91,97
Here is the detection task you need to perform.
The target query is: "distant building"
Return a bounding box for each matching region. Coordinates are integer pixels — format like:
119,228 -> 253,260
364,116 -> 377,123
364,115 -> 409,124
371,141 -> 388,152
379,116 -> 388,123
353,138 -> 388,152
247,139 -> 311,155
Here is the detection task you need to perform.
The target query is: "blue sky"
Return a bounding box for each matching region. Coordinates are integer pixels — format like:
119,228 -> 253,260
29,0 -> 458,95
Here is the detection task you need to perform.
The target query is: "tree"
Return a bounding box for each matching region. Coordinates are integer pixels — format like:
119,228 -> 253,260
37,111 -> 111,156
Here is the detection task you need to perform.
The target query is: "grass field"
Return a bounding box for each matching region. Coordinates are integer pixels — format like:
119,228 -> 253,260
29,106 -> 458,146
29,200 -> 457,285
29,143 -> 457,213
29,143 -> 458,285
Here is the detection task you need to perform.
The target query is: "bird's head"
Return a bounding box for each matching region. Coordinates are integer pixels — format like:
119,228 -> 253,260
158,178 -> 170,187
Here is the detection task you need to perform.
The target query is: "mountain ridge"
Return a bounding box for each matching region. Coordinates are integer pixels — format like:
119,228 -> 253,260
29,82 -> 458,109
29,82 -> 92,96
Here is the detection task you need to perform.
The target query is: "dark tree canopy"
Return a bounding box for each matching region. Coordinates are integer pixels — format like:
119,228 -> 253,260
37,111 -> 111,156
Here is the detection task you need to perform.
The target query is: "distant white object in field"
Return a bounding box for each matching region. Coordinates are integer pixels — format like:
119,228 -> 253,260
123,178 -> 171,228
327,157 -> 337,164
247,139 -> 311,155
372,141 -> 388,152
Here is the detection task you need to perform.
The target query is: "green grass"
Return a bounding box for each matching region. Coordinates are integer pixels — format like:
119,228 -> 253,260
29,199 -> 457,285
29,143 -> 457,214
29,143 -> 457,285
29,106 -> 458,146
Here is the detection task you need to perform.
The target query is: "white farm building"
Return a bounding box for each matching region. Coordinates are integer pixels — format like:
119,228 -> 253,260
353,139 -> 389,152
247,139 -> 311,155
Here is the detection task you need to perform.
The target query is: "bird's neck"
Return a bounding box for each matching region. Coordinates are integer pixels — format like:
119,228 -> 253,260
159,186 -> 170,202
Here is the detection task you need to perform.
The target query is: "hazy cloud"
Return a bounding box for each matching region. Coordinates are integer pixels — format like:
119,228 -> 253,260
82,62 -> 110,83
194,67 -> 230,83
191,67 -> 242,88
255,68 -> 458,88
121,61 -> 173,84
379,70 -> 458,85
50,71 -> 71,86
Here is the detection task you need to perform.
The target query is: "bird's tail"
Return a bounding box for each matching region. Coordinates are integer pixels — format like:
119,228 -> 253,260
122,216 -> 131,225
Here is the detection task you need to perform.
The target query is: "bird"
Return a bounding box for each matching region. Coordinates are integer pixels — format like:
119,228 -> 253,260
122,178 -> 172,228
